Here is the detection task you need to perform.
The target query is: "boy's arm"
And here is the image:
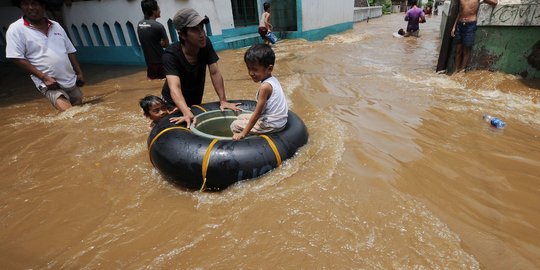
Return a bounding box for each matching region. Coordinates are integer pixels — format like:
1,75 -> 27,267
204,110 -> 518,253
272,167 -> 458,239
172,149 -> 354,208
232,83 -> 272,140
451,11 -> 461,37
483,0 -> 498,6
266,13 -> 272,31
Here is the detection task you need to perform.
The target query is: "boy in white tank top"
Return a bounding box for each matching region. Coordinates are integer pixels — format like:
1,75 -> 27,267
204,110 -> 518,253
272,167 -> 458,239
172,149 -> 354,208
231,44 -> 288,140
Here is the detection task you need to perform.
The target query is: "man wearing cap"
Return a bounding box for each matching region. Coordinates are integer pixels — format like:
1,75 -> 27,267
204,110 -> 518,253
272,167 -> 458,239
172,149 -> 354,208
162,8 -> 240,127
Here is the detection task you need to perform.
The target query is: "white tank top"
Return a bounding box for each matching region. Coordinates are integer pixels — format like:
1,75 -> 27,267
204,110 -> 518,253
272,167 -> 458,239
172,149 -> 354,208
257,76 -> 288,129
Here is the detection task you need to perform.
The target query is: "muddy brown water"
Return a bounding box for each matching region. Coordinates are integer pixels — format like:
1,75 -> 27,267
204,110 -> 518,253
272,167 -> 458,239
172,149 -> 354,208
0,14 -> 539,269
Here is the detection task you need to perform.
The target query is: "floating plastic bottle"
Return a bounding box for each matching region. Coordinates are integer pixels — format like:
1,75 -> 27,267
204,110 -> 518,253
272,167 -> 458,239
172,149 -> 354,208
483,114 -> 506,129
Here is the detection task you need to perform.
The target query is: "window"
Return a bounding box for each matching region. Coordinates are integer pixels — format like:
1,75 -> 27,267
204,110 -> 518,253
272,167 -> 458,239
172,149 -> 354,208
231,0 -> 258,27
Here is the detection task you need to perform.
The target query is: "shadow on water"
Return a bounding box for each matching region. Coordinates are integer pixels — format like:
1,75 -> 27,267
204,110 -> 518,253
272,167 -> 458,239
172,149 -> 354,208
519,77 -> 540,90
0,61 -> 145,108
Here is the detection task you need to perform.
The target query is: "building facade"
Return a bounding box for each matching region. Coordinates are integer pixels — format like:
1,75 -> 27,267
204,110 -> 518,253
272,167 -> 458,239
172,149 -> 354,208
0,0 -> 355,65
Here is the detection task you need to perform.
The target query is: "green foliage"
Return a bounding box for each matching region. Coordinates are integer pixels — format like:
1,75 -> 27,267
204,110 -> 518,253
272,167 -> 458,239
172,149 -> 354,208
382,0 -> 393,14
370,0 -> 393,14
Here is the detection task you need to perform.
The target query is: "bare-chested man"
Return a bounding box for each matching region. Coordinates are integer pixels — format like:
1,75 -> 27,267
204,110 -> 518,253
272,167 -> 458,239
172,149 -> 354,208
451,0 -> 497,72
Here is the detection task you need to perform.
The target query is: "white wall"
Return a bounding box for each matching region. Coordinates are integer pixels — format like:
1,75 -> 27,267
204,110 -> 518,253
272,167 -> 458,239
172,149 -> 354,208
62,0 -> 234,46
353,6 -> 383,22
301,0 -> 354,31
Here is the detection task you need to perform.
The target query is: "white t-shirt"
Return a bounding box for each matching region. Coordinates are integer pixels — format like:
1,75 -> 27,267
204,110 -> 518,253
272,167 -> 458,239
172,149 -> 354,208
6,17 -> 77,88
257,76 -> 288,129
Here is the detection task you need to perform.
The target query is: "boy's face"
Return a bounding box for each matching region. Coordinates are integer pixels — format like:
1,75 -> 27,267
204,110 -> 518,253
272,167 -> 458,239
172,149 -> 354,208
246,62 -> 273,82
146,102 -> 168,122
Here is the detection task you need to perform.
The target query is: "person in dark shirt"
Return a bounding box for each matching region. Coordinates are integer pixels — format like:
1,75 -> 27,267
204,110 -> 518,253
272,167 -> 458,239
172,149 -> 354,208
162,8 -> 240,127
137,0 -> 169,80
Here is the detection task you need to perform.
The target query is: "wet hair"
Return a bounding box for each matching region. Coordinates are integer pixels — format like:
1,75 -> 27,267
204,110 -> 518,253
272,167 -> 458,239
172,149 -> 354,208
408,0 -> 418,6
244,44 -> 275,67
141,0 -> 158,19
12,0 -> 47,8
178,27 -> 188,45
398,28 -> 405,35
139,95 -> 165,116
263,2 -> 271,11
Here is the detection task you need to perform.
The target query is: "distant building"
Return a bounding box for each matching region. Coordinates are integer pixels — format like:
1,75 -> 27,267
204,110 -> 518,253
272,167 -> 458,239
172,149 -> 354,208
1,0 -> 354,65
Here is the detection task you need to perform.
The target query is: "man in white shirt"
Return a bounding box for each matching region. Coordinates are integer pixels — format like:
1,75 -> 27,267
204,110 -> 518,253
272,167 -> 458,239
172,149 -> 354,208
6,0 -> 85,112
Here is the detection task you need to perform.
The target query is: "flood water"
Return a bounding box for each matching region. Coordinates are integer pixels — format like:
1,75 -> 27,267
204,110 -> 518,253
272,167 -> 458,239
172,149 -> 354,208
1,13 -> 539,269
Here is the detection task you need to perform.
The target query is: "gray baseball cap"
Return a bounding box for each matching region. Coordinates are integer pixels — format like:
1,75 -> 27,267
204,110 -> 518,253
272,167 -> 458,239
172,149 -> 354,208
173,8 -> 209,30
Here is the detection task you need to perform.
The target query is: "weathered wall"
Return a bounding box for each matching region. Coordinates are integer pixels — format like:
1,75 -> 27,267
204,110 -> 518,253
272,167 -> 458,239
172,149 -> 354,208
472,2 -> 540,78
472,26 -> 540,77
441,0 -> 540,78
477,2 -> 540,25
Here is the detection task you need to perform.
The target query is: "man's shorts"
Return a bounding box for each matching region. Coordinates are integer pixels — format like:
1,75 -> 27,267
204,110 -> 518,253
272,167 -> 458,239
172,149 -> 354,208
146,63 -> 165,80
454,21 -> 477,48
39,85 -> 83,106
258,27 -> 268,40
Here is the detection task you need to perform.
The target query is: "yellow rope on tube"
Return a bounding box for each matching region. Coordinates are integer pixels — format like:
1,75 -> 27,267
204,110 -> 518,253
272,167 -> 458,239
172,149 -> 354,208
260,134 -> 282,167
192,104 -> 207,112
200,138 -> 219,192
148,126 -> 190,165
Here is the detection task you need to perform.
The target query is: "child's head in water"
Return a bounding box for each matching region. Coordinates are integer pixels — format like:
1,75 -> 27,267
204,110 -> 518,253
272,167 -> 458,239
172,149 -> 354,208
139,95 -> 168,124
398,28 -> 406,36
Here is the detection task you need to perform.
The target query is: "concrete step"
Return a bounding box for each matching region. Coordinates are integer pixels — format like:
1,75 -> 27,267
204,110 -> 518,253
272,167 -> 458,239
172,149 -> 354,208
223,33 -> 262,49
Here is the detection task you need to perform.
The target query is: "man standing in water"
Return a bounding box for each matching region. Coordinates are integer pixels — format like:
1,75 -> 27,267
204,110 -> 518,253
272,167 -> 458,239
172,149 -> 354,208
6,0 -> 85,112
451,0 -> 498,72
137,0 -> 169,80
162,8 -> 240,128
404,0 -> 426,37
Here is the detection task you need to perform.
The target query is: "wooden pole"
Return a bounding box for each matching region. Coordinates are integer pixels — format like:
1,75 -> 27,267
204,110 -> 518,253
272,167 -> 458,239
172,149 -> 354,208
436,0 -> 460,72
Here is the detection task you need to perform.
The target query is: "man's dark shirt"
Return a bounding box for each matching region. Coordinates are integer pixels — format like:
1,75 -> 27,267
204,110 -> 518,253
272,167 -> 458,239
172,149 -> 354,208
161,37 -> 219,107
137,19 -> 167,65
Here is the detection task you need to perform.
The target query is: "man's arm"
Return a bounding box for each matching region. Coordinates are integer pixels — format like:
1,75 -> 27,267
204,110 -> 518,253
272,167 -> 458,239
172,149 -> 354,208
166,74 -> 193,121
68,53 -> 84,85
160,25 -> 169,48
208,62 -> 240,111
10,58 -> 58,89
